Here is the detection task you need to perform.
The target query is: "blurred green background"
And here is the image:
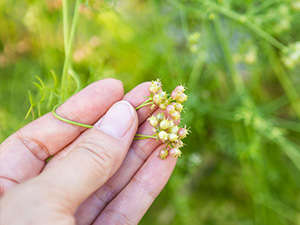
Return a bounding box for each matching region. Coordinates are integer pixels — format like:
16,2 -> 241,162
1,0 -> 300,224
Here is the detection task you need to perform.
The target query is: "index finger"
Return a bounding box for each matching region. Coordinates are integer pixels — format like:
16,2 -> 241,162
0,78 -> 123,194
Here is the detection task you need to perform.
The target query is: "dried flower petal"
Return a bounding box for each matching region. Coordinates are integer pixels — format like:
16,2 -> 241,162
178,127 -> 188,139
159,149 -> 169,159
169,148 -> 182,158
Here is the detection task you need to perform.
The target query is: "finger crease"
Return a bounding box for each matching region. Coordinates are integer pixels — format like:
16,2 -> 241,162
94,183 -> 118,207
104,208 -> 135,225
17,131 -> 50,161
0,175 -> 19,184
131,146 -> 148,162
131,176 -> 157,200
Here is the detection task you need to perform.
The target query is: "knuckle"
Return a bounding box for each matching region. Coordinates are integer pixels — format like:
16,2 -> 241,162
94,79 -> 124,97
93,183 -> 117,205
131,146 -> 148,162
0,176 -> 19,197
77,139 -> 116,177
16,131 -> 50,160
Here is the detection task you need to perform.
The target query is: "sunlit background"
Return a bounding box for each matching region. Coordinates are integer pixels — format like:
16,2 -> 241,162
1,0 -> 300,224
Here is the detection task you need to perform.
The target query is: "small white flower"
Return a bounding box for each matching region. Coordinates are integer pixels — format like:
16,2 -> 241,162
176,93 -> 188,103
158,131 -> 169,142
175,103 -> 183,112
156,113 -> 164,121
169,148 -> 182,158
168,133 -> 178,142
170,111 -> 180,120
160,119 -> 170,130
159,102 -> 167,110
159,149 -> 169,159
169,125 -> 179,134
153,94 -> 161,104
149,79 -> 162,94
148,116 -> 158,127
178,128 -> 188,139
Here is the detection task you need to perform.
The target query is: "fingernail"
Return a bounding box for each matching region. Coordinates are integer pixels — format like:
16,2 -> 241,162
96,101 -> 135,138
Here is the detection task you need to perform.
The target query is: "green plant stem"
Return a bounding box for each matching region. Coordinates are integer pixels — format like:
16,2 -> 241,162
206,1 -> 287,51
212,16 -> 244,94
266,47 -> 300,117
136,99 -> 152,110
52,105 -> 94,128
188,53 -> 204,91
248,0 -> 282,15
60,0 -> 81,102
62,0 -> 69,53
170,1 -> 287,51
51,96 -> 156,129
135,134 -> 156,139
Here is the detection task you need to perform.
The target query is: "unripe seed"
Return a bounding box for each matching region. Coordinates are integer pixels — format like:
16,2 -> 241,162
178,128 -> 188,138
176,93 -> 188,103
149,80 -> 162,94
159,103 -> 167,110
159,149 -> 169,159
149,86 -> 159,94
168,133 -> 178,142
169,148 -> 182,158
168,120 -> 175,128
166,104 -> 176,114
171,90 -> 179,100
148,116 -> 158,127
160,119 -> 170,130
156,113 -> 164,121
158,131 -> 169,142
170,110 -> 180,120
175,140 -> 184,148
175,85 -> 185,93
175,103 -> 183,112
153,94 -> 161,104
159,91 -> 167,99
169,125 -> 179,134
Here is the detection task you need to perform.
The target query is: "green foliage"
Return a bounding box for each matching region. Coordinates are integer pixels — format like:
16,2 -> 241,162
1,0 -> 300,224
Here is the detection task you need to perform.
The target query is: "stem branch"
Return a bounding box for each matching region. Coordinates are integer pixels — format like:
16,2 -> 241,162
206,2 -> 287,51
135,134 -> 156,139
136,99 -> 152,110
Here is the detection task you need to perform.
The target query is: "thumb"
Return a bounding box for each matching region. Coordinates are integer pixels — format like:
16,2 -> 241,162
35,100 -> 138,208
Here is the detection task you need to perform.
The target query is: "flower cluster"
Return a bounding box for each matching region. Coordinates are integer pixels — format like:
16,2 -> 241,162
147,80 -> 187,120
138,79 -> 189,159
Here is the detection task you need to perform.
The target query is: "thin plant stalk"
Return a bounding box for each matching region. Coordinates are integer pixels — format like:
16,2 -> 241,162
62,0 -> 69,52
60,0 -> 81,102
135,134 -> 156,139
212,16 -> 245,94
205,1 -> 287,51
136,99 -> 152,110
265,45 -> 300,118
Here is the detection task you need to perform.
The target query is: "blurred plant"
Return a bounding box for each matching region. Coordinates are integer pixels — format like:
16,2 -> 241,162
1,0 -> 300,224
282,42 -> 300,69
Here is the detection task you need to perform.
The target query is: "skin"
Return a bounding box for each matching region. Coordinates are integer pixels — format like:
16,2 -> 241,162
0,79 -> 177,225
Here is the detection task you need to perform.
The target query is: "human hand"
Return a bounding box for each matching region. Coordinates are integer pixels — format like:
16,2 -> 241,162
0,79 -> 177,225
